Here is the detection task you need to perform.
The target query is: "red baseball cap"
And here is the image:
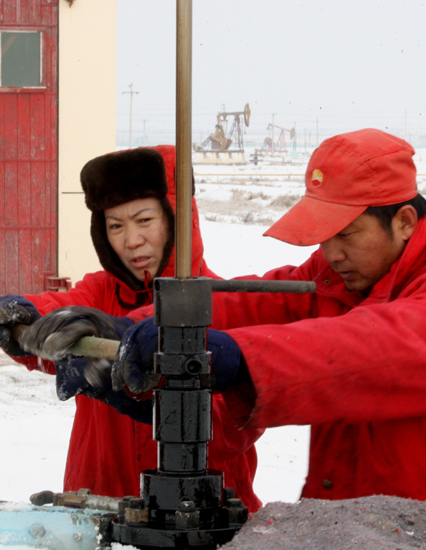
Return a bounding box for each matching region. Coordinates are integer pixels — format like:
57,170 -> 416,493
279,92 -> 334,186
264,128 -> 418,246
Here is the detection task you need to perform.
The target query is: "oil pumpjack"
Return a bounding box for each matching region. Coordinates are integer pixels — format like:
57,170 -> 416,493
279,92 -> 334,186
193,104 -> 251,165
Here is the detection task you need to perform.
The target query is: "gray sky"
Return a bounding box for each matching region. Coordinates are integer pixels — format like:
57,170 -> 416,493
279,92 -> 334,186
117,0 -> 426,146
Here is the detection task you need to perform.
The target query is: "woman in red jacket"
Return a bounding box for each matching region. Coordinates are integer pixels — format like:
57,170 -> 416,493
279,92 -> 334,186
0,146 -> 263,513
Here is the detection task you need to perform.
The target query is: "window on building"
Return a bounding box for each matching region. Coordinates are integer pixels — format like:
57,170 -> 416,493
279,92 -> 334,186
1,31 -> 42,87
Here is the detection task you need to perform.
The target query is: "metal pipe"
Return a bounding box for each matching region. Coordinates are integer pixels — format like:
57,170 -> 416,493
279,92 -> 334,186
12,324 -> 119,361
175,0 -> 193,279
212,279 -> 316,293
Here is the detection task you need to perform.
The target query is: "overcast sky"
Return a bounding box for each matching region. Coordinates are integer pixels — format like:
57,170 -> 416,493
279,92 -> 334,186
116,0 -> 426,146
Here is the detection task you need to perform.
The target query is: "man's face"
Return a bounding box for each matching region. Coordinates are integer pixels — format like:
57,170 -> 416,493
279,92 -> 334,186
105,197 -> 169,281
320,212 -> 410,292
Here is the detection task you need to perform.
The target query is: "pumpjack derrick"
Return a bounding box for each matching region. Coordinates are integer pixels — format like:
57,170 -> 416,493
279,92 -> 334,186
196,104 -> 251,152
264,124 -> 296,153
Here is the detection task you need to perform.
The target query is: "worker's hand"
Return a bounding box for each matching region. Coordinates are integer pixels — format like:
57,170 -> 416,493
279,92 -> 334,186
21,306 -> 133,360
0,295 -> 40,356
20,305 -> 134,388
56,356 -> 152,424
112,317 -> 160,393
112,317 -> 243,393
205,329 -> 243,391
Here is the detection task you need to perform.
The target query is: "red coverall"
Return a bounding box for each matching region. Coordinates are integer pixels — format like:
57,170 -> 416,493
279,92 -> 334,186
132,216 -> 426,501
13,146 -> 263,513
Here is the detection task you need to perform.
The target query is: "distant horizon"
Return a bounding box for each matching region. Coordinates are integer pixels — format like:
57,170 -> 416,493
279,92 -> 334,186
116,126 -> 426,150
117,106 -> 422,148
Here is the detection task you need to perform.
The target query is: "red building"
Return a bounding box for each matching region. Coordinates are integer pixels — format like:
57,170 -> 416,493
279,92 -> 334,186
0,0 -> 116,295
0,0 -> 57,294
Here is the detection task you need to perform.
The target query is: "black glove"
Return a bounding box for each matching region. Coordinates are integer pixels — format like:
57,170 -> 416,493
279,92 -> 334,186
112,317 -> 242,393
20,305 -> 134,388
56,355 -> 153,424
0,295 -> 40,356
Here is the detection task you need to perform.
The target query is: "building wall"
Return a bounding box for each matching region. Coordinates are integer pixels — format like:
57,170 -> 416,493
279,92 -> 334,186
0,0 -> 58,295
58,0 -> 117,286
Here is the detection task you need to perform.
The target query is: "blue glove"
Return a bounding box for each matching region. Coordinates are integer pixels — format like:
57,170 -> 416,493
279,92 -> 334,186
0,295 -> 40,356
206,329 -> 243,391
56,356 -> 152,424
112,317 -> 242,393
112,317 -> 160,393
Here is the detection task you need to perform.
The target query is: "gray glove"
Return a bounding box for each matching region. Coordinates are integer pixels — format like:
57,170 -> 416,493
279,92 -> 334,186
21,305 -> 134,387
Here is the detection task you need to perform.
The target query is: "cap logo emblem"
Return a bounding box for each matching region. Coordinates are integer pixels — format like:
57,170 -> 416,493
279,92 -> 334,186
311,169 -> 323,187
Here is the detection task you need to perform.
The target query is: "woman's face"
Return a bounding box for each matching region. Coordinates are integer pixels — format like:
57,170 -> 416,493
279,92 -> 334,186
104,197 -> 169,281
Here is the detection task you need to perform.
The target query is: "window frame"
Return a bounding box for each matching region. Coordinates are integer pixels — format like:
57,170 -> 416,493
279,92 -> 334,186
0,28 -> 45,90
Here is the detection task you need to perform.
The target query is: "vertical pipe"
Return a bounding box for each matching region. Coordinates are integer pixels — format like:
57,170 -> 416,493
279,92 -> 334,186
175,0 -> 193,279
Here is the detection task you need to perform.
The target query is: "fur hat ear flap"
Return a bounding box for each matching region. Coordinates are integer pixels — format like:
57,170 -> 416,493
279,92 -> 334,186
81,148 -> 168,211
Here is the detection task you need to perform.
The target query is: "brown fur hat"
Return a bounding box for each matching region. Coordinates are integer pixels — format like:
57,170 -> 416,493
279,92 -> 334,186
81,147 -> 168,211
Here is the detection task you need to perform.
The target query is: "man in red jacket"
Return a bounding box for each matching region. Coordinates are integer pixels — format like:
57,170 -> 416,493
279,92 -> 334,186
103,128 -> 426,503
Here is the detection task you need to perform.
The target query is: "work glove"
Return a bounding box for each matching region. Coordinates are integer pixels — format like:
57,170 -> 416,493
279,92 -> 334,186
0,295 -> 40,356
112,317 -> 242,393
111,317 -> 160,393
56,355 -> 153,424
20,305 -> 134,388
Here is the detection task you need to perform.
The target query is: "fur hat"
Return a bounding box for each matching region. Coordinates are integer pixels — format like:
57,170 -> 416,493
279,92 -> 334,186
81,148 -> 168,211
80,148 -> 175,299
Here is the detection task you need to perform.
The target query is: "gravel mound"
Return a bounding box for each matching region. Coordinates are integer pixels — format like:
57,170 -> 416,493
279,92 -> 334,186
221,495 -> 426,549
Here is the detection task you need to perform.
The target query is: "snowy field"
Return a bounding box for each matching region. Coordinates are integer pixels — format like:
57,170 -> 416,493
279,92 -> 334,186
1,146 -> 426,524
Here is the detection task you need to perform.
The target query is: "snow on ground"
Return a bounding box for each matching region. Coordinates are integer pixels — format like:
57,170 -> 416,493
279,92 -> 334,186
0,357 -> 75,503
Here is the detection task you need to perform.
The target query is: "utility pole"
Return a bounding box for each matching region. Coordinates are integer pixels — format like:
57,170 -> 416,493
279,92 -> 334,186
123,83 -> 139,148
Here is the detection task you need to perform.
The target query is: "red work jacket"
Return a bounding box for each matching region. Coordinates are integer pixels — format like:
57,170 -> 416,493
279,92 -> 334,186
15,145 -> 263,513
207,217 -> 426,501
